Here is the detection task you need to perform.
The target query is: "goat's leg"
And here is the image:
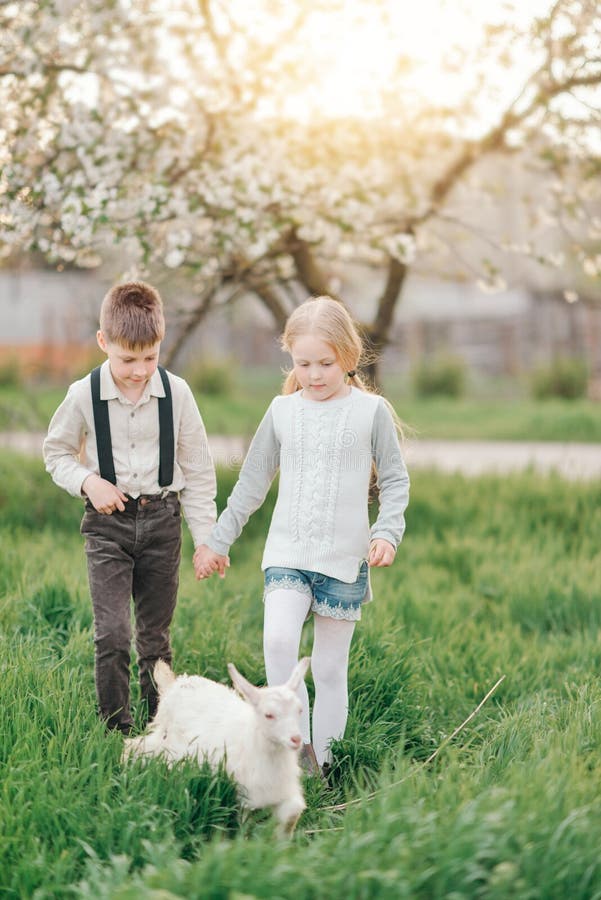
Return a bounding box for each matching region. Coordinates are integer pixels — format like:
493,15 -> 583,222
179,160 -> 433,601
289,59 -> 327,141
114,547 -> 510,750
274,794 -> 306,838
121,729 -> 164,762
121,734 -> 150,762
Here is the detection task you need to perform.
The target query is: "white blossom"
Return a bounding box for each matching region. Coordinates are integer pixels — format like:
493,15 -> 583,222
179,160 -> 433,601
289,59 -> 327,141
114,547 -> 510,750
164,248 -> 186,268
583,257 -> 600,278
477,276 -> 508,294
381,233 -> 417,264
0,0 -> 598,316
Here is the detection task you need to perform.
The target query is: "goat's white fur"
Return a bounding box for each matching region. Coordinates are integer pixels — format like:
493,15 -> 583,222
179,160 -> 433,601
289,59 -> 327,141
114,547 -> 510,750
122,657 -> 311,836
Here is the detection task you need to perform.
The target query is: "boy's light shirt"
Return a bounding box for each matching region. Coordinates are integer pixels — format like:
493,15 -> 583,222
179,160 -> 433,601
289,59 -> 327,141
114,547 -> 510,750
43,360 -> 217,547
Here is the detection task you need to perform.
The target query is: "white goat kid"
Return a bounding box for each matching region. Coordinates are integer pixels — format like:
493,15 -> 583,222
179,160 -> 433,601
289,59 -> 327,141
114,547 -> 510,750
123,657 -> 311,836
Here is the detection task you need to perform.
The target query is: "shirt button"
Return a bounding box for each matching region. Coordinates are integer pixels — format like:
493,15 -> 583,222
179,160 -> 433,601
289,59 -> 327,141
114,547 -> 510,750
133,474 -> 138,478
130,412 -> 135,418
131,444 -> 135,448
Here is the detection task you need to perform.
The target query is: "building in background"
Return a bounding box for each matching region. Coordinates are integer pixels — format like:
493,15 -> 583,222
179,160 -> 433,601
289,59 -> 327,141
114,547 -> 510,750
2,262 -> 599,387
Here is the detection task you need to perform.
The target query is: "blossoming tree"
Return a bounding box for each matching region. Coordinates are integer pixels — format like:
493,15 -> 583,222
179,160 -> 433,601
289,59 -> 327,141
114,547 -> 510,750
1,0 -> 599,372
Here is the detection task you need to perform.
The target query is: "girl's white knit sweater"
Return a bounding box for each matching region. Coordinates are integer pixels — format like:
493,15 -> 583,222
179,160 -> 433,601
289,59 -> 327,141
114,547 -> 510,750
207,388 -> 409,583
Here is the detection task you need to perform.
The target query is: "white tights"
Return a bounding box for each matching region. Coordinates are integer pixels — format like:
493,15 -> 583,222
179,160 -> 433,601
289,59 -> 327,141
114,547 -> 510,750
263,588 -> 356,766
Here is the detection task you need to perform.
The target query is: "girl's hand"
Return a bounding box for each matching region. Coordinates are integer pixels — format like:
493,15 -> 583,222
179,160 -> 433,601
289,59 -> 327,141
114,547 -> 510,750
368,538 -> 396,567
193,544 -> 230,580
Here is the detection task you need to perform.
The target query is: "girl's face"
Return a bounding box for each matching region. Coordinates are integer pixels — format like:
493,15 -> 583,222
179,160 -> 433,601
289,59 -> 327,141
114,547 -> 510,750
290,333 -> 349,402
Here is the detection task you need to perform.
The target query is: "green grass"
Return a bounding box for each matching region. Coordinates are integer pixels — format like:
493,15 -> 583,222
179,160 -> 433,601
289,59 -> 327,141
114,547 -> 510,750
396,395 -> 601,442
2,450 -> 601,897
2,369 -> 601,441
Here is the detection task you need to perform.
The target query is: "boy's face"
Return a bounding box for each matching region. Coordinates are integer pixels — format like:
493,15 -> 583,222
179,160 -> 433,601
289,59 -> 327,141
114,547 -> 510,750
97,331 -> 161,395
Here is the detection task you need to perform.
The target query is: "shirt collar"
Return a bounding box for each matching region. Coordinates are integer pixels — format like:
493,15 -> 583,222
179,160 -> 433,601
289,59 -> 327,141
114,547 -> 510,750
99,360 -> 166,401
148,367 -> 166,398
99,360 -> 119,400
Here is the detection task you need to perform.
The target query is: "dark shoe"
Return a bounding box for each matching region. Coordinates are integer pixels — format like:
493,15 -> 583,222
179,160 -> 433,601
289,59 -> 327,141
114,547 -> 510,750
116,723 -> 133,737
300,743 -> 323,778
105,720 -> 133,737
321,762 -> 332,784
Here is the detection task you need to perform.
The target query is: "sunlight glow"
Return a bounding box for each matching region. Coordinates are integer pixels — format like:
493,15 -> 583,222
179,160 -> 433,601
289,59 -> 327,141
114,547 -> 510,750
263,0 -> 556,123
65,0 -> 560,133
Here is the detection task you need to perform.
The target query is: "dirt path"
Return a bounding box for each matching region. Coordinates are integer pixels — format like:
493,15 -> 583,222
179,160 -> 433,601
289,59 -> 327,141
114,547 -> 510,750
2,431 -> 600,480
402,439 -> 601,480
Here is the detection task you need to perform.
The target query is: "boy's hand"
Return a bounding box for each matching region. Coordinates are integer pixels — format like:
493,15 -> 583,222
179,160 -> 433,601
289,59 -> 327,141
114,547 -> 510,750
82,473 -> 128,515
368,538 -> 396,568
193,544 -> 230,580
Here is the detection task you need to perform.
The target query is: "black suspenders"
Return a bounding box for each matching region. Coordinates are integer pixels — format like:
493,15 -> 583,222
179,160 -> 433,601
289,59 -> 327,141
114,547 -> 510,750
90,366 -> 116,484
157,367 -> 174,487
90,366 -> 174,487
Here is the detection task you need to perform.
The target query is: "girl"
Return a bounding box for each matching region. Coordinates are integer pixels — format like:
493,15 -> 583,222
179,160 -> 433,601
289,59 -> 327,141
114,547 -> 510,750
194,296 -> 409,775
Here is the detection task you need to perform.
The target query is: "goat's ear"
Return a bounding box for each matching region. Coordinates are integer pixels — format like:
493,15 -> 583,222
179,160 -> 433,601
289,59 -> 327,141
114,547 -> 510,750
228,662 -> 261,706
286,656 -> 311,691
154,659 -> 176,695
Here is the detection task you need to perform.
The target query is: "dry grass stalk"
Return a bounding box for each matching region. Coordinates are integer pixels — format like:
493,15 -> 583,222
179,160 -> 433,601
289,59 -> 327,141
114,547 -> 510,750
318,674 -> 506,816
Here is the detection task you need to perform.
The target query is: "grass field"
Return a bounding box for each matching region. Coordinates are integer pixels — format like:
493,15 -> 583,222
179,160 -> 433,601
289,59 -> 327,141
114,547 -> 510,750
2,450 -> 601,898
2,369 -> 601,442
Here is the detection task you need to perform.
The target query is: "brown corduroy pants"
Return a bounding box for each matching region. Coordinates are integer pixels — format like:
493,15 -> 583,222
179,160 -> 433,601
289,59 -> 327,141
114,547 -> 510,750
80,493 -> 182,734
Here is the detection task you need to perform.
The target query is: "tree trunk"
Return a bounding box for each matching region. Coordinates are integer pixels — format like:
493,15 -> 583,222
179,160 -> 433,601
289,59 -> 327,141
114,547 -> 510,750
163,282 -> 221,367
290,233 -> 341,301
243,273 -> 290,331
363,256 -> 409,388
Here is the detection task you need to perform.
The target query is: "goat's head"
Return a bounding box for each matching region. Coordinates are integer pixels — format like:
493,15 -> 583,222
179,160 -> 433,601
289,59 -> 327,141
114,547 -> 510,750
227,657 -> 311,751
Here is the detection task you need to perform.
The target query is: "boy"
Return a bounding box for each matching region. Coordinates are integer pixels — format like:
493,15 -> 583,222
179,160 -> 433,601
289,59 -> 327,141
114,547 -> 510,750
43,281 -> 216,735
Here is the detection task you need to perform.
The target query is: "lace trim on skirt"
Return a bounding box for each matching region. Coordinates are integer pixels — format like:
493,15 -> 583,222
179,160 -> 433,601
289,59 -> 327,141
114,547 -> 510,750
263,576 -> 313,598
311,599 -> 362,621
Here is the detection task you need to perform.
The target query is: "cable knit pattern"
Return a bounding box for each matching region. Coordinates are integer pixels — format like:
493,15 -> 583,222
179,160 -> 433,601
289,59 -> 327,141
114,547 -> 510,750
291,402 -> 349,548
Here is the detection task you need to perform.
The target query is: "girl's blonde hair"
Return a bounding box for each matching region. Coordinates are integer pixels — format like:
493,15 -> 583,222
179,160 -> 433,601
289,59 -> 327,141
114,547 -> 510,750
281,295 -> 372,394
280,295 -> 405,438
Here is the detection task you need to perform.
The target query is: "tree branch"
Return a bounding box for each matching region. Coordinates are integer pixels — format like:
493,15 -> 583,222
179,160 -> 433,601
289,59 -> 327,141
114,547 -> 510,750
288,231 -> 341,300
163,280 -> 220,366
370,256 -> 409,349
364,49 -> 601,373
198,0 -> 243,102
0,61 -> 92,78
413,63 -> 601,231
242,270 -> 290,330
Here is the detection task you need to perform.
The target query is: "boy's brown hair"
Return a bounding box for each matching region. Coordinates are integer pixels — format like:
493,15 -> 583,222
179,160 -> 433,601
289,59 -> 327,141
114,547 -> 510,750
99,281 -> 165,349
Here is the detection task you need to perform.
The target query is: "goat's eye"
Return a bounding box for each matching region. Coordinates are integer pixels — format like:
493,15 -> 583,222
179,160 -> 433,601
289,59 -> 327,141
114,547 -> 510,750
265,712 -> 275,720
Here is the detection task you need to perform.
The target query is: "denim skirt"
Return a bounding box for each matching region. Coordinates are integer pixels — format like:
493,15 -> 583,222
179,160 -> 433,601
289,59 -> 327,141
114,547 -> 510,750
264,561 -> 369,621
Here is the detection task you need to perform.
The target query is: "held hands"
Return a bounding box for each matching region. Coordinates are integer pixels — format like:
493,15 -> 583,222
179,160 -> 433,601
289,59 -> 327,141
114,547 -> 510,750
194,543 -> 230,580
193,539 -> 392,579
368,538 -> 396,568
83,474 -> 128,515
